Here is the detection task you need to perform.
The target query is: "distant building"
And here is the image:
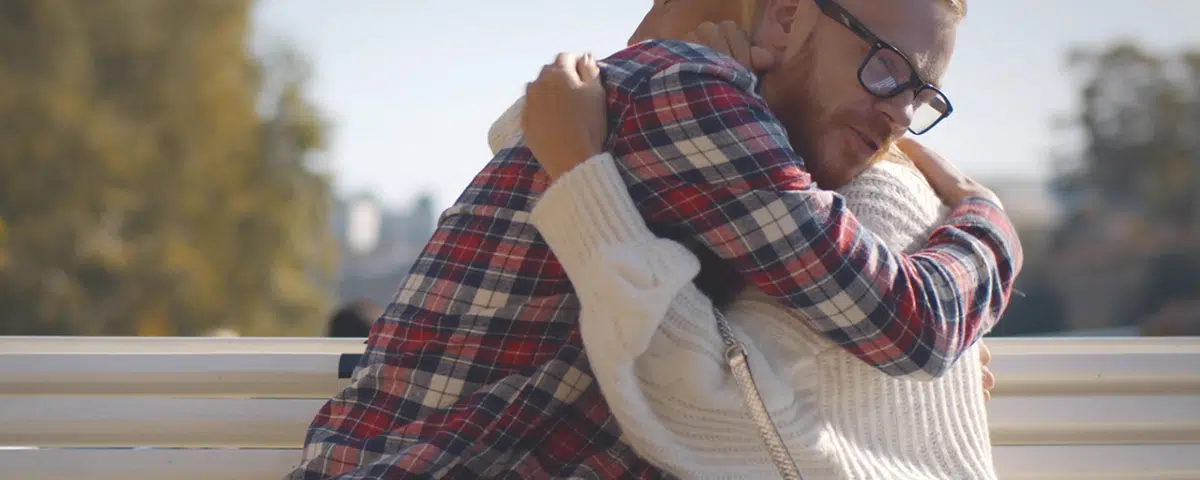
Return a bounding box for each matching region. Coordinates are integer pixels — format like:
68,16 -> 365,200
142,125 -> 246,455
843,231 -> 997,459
330,193 -> 437,306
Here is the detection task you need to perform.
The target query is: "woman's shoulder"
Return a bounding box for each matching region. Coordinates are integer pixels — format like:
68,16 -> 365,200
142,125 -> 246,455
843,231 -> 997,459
838,159 -> 946,252
845,159 -> 929,191
840,160 -> 942,213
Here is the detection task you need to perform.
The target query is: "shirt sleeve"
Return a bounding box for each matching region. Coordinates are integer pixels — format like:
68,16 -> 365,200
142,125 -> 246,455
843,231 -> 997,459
609,58 -> 1023,379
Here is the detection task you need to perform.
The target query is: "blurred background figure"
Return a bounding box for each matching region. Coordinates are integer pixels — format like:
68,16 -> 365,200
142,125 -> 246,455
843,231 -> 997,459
326,300 -> 382,338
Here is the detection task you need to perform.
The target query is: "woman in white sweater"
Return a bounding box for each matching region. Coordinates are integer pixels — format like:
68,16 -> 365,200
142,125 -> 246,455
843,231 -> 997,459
526,149 -> 996,479
489,7 -> 1000,480
495,119 -> 996,478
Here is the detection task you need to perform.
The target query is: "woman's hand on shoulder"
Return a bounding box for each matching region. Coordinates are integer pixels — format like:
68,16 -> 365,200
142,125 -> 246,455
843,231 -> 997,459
897,137 -> 1003,208
980,341 -> 995,403
521,52 -> 607,181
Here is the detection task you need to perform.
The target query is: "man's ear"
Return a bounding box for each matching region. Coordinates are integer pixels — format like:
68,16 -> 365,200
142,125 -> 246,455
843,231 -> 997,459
756,0 -> 816,54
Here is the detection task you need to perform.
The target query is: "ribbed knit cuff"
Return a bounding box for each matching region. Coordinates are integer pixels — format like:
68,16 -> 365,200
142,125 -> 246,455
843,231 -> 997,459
487,96 -> 525,155
531,153 -> 658,274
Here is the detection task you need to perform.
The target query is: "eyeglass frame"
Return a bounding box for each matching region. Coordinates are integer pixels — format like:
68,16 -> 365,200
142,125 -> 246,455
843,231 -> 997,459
812,0 -> 954,135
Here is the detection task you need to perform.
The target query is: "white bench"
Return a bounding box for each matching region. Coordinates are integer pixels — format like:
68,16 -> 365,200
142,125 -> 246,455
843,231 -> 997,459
1,336 -> 1198,479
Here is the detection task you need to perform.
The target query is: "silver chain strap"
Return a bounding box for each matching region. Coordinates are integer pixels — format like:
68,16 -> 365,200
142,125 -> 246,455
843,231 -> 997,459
713,309 -> 804,480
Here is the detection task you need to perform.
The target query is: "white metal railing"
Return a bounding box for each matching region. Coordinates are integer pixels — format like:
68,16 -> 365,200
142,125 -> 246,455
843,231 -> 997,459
0,336 -> 1197,479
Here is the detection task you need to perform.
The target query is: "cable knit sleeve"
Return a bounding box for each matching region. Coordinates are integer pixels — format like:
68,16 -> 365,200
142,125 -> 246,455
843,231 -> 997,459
532,152 -> 742,472
531,152 -> 714,358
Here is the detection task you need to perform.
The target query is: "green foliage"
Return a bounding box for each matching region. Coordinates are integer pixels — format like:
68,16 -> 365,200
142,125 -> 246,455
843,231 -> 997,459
1043,42 -> 1200,331
1055,42 -> 1200,229
0,0 -> 336,336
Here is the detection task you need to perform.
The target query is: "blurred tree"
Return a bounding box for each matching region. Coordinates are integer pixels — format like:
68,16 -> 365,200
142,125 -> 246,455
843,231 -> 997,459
992,221 -> 1067,337
1049,42 -> 1200,332
0,0 -> 335,335
1054,42 -> 1200,234
0,216 -> 7,268
1132,251 -> 1200,319
990,276 -> 1067,337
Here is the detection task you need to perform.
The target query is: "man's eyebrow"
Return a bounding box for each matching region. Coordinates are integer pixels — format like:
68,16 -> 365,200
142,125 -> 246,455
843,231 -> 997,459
902,49 -> 942,88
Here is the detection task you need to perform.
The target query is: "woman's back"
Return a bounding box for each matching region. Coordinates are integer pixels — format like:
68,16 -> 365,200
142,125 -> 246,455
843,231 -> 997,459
735,159 -> 996,479
496,99 -> 997,478
825,160 -> 995,479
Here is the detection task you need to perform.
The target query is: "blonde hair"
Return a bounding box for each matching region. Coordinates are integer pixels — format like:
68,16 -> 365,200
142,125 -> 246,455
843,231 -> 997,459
944,0 -> 967,17
879,142 -> 910,166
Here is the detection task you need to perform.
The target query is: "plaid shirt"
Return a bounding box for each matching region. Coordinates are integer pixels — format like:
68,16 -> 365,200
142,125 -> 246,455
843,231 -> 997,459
289,40 -> 1022,479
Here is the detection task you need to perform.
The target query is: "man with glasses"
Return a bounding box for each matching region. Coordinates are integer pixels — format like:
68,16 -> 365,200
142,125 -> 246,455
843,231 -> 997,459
759,0 -> 957,188
290,0 -> 1021,478
820,0 -> 953,134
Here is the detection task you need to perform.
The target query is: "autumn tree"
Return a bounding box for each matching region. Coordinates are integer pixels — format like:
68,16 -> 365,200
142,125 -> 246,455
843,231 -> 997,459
0,0 -> 335,335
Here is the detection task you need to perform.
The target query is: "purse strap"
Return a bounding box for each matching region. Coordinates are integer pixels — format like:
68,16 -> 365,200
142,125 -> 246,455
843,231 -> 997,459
714,309 -> 805,480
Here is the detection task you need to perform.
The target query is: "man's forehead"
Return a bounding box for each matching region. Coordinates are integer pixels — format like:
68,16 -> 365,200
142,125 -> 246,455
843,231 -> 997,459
842,0 -> 956,83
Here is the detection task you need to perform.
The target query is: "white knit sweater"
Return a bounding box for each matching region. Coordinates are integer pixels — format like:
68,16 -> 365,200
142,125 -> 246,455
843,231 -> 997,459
493,105 -> 996,479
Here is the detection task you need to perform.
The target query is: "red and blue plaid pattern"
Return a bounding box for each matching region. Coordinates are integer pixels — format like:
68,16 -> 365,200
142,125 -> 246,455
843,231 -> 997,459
288,40 -> 1022,479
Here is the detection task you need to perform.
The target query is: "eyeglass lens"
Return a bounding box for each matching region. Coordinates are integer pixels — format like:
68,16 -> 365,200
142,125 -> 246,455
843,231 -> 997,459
860,48 -> 949,133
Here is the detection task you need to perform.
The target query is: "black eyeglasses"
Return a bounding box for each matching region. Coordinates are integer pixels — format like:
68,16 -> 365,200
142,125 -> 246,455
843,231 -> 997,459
813,0 -> 953,135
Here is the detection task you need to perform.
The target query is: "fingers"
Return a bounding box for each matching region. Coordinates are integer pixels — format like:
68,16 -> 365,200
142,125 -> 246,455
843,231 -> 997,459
553,52 -> 577,72
575,53 -> 601,84
529,52 -> 600,90
719,21 -> 752,69
524,53 -> 583,130
982,366 -> 995,403
897,137 -> 959,176
896,137 -> 972,206
980,341 -> 995,403
749,46 -> 776,71
697,22 -> 731,57
522,51 -> 605,138
533,53 -> 583,87
683,22 -> 733,58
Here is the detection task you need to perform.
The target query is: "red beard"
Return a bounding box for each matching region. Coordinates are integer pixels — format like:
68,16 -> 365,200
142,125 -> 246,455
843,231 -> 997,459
766,47 -> 893,188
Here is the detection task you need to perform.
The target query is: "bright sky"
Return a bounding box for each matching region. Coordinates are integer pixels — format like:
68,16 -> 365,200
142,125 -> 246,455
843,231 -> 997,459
252,0 -> 1200,209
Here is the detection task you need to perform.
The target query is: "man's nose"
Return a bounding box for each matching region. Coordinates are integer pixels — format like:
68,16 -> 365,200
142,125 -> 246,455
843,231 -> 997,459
875,90 -> 917,133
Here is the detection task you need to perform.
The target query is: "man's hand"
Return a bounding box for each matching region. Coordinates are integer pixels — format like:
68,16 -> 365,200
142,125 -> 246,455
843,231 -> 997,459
896,137 -> 1003,208
680,21 -> 775,73
521,53 -> 607,181
980,341 -> 995,403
